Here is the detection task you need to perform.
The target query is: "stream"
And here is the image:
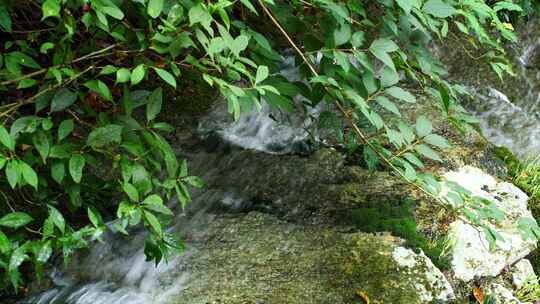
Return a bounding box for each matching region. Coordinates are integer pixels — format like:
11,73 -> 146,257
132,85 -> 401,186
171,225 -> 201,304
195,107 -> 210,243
20,20 -> 540,304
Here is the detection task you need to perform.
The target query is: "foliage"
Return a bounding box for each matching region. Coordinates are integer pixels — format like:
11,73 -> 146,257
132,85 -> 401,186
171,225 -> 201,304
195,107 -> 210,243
515,277 -> 540,302
0,0 -> 538,295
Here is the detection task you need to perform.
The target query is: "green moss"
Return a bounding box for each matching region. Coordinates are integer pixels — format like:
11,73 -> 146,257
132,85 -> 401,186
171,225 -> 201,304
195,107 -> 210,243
492,145 -> 521,176
345,198 -> 450,270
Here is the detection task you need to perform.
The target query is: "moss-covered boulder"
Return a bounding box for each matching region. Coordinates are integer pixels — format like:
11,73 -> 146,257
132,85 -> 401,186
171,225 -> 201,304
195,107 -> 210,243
172,212 -> 453,304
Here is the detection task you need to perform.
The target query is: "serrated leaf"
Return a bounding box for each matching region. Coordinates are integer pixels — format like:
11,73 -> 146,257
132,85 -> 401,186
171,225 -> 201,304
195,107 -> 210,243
69,154 -> 85,183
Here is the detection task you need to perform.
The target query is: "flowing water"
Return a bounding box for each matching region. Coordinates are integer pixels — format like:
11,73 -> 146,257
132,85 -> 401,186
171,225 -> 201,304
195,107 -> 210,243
460,20 -> 540,158
20,21 -> 540,304
20,57 -> 320,304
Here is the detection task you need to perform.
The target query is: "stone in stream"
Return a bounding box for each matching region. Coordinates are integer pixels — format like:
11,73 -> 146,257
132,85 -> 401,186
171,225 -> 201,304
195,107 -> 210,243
172,212 -> 454,304
441,166 -> 537,282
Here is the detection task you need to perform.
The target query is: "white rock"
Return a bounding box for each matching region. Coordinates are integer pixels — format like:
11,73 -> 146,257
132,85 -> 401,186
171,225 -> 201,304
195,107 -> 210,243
392,247 -> 455,302
512,259 -> 537,289
443,166 -> 537,282
490,283 -> 522,304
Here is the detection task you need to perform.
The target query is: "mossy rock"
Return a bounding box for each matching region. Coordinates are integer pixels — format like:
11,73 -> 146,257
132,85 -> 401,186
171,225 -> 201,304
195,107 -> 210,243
172,212 -> 453,304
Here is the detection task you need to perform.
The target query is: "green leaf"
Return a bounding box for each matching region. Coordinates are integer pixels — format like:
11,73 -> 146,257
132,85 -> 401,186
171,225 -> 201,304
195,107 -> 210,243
230,35 -> 249,56
255,66 -> 269,84
153,68 -> 176,88
142,194 -> 162,206
424,134 -> 451,149
375,96 -> 400,116
185,176 -> 204,188
87,207 -> 102,227
101,5 -> 124,20
385,87 -> 416,103
131,64 -> 146,85
369,39 -> 397,71
51,161 -> 65,184
9,246 -> 27,287
0,212 -> 33,229
58,119 -> 74,142
87,124 -> 123,149
333,23 -> 351,46
148,0 -> 164,18
69,154 -> 85,183
32,131 -> 50,162
84,80 -> 112,101
48,206 -> 65,234
423,0 -> 456,18
116,68 -> 131,84
415,144 -> 443,162
100,65 -> 118,75
123,182 -> 140,202
188,3 -> 212,28
42,0 -> 60,20
0,125 -> 15,150
239,0 -> 257,14
0,230 -> 10,254
0,5 -> 12,32
415,115 -> 432,137
20,162 -> 38,189
144,211 -> 163,236
51,88 -> 77,112
146,88 -> 163,122
37,241 -> 52,263
5,160 -> 18,189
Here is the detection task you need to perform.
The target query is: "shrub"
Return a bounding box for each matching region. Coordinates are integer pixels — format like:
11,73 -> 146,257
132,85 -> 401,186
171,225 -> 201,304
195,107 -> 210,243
0,0 -> 537,294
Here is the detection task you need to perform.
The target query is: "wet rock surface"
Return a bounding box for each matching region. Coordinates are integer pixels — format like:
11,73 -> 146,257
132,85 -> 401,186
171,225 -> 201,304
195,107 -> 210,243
173,213 -> 453,304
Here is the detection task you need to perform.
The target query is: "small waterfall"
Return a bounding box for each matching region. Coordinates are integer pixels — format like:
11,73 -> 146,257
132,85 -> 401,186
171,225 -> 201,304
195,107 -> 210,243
462,19 -> 540,158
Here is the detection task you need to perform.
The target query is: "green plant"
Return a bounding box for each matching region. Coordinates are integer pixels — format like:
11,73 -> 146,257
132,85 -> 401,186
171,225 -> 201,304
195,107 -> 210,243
515,277 -> 540,302
0,0 -> 538,295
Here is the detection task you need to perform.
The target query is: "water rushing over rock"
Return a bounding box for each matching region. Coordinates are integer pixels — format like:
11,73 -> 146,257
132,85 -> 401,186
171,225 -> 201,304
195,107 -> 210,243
444,19 -> 540,158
